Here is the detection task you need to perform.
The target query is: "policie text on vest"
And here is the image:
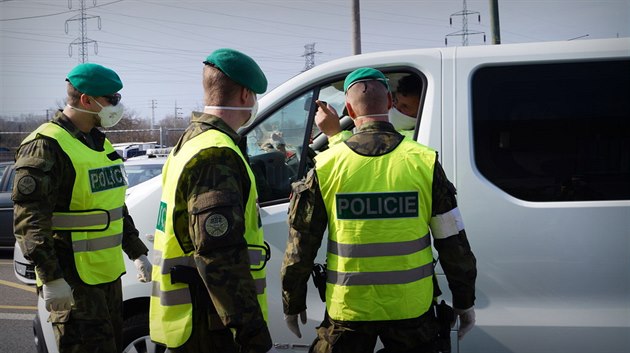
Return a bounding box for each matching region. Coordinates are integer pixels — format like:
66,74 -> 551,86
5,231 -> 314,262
336,191 -> 419,220
89,165 -> 127,192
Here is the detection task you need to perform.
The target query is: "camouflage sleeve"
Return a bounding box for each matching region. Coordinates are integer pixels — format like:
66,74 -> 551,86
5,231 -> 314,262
183,146 -> 271,351
281,168 -> 328,315
12,138 -> 64,284
431,156 -> 477,310
121,204 -> 149,260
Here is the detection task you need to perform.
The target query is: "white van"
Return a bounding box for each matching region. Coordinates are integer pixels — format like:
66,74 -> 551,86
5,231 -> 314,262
30,37 -> 629,353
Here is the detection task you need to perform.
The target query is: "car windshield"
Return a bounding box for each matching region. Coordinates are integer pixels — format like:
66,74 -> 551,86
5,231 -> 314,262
124,163 -> 164,188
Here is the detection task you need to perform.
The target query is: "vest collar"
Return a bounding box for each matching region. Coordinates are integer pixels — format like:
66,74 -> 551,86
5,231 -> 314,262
355,120 -> 398,133
190,111 -> 241,144
52,110 -> 106,150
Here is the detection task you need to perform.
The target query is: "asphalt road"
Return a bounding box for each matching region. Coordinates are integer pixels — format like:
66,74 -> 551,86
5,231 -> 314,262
0,247 -> 38,353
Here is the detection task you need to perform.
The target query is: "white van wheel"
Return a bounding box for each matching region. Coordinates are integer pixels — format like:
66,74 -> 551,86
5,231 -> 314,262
122,312 -> 167,353
123,335 -> 167,353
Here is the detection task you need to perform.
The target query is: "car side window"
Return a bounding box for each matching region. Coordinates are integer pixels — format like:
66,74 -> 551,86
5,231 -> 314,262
246,91 -> 314,203
1,165 -> 15,192
0,165 -> 8,187
472,59 -> 630,201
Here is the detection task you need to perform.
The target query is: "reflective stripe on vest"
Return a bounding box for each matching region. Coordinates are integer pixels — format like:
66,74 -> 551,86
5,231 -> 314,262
153,248 -> 266,275
153,250 -> 196,275
23,122 -> 126,286
316,138 -> 436,321
149,129 -> 268,348
152,281 -> 191,306
327,235 -> 430,258
151,275 -> 267,308
73,233 -> 122,253
327,262 -> 434,286
51,207 -> 124,230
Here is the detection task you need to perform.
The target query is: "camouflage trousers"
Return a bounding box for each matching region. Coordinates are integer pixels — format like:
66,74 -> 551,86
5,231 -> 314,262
48,278 -> 122,353
309,310 -> 439,353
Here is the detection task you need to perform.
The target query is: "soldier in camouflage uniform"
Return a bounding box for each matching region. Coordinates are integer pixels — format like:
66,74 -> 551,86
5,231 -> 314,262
148,49 -> 276,353
281,68 -> 477,353
12,63 -> 152,353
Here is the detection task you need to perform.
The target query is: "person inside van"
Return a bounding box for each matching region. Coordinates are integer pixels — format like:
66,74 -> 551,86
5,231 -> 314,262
390,74 -> 422,134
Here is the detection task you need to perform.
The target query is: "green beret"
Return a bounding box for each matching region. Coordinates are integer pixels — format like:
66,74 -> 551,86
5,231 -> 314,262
343,67 -> 389,93
66,63 -> 123,96
204,48 -> 267,94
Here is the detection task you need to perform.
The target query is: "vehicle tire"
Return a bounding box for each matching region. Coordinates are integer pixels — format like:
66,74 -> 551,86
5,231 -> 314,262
122,312 -> 166,353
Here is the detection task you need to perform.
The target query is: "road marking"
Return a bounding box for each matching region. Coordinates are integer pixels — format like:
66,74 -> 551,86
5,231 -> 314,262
0,260 -> 13,265
0,313 -> 36,321
0,305 -> 37,310
0,279 -> 36,293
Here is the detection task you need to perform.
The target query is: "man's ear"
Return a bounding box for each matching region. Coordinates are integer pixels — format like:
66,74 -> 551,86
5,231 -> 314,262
387,92 -> 393,110
79,94 -> 93,109
240,87 -> 251,105
345,102 -> 356,119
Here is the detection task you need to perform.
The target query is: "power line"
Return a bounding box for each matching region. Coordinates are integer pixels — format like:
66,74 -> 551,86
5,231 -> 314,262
150,99 -> 157,129
0,0 -> 123,21
174,101 -> 182,119
0,9 -> 73,21
66,0 -> 101,63
301,43 -> 321,72
445,0 -> 486,46
567,34 -> 589,41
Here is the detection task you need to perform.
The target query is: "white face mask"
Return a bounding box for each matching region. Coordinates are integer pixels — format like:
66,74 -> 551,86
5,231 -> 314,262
242,99 -> 258,128
93,99 -> 125,128
388,107 -> 416,131
204,95 -> 258,129
67,99 -> 125,128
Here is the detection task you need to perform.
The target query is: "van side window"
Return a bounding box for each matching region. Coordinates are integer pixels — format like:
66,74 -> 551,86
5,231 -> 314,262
472,60 -> 630,201
246,91 -> 314,203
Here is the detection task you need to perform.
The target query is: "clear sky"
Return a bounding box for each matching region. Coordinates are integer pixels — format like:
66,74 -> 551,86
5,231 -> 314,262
1,0 -> 629,121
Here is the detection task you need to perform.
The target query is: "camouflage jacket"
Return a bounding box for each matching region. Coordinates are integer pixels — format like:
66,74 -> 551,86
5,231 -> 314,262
281,121 -> 477,315
167,112 -> 271,352
12,111 -> 148,285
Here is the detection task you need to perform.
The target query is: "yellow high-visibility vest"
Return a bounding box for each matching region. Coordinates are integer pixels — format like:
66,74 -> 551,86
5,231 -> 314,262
22,123 -> 126,286
149,129 -> 268,348
315,138 -> 436,321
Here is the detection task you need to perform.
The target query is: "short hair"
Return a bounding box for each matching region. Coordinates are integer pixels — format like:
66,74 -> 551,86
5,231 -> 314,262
202,64 -> 243,106
396,74 -> 422,98
346,80 -> 390,116
66,82 -> 82,106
